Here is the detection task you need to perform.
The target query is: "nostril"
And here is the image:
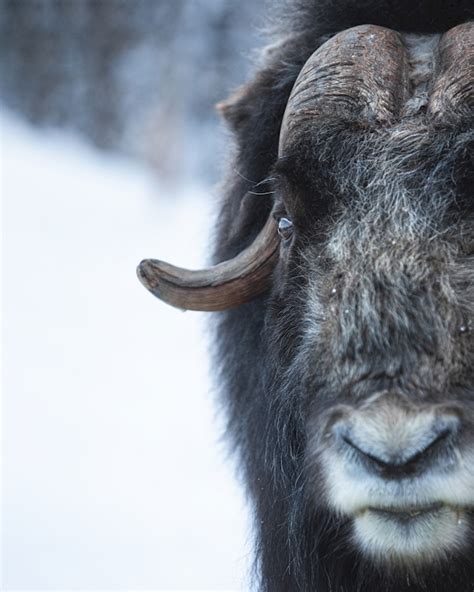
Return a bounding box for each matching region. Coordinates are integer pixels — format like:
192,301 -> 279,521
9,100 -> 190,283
337,414 -> 459,479
340,435 -> 400,471
402,427 -> 451,466
342,430 -> 449,474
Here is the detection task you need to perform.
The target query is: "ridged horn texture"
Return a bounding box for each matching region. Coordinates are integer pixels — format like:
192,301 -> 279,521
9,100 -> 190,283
279,25 -> 409,154
429,22 -> 474,121
137,214 -> 279,311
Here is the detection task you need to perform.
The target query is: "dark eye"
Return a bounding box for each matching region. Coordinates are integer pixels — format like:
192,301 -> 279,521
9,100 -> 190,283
278,217 -> 294,242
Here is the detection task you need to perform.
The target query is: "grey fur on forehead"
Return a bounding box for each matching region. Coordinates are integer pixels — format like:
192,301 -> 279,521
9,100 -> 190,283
400,34 -> 440,117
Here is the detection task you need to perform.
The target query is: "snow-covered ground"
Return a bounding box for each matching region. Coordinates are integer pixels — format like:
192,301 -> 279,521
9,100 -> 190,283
1,112 -> 250,590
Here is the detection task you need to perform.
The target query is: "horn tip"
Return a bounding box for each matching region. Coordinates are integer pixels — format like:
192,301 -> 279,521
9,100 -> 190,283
137,259 -> 161,293
137,259 -> 191,311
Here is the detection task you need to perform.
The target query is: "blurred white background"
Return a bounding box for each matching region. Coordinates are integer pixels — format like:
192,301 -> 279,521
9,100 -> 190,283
1,1 -> 265,589
2,112 -> 250,590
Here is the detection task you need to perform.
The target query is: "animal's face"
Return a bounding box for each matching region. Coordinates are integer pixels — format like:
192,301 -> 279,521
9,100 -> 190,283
267,25 -> 474,567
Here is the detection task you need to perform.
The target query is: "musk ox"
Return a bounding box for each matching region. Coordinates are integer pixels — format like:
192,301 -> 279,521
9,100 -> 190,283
137,1 -> 474,590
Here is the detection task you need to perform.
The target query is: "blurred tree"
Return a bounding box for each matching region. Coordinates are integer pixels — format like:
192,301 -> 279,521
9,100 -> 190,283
0,0 -> 264,184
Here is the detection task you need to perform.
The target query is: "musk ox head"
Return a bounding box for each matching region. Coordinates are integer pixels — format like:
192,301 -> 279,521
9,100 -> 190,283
138,21 -> 473,591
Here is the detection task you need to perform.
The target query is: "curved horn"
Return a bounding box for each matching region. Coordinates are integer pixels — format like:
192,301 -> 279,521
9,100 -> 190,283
279,25 -> 409,154
137,214 -> 279,311
429,22 -> 474,121
137,25 -> 410,312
